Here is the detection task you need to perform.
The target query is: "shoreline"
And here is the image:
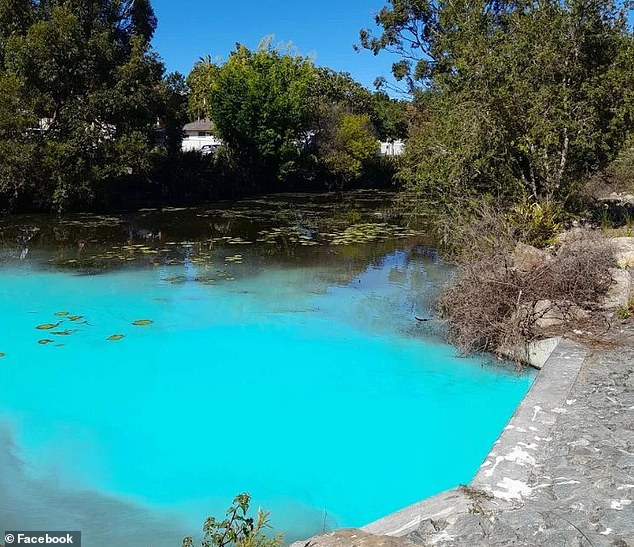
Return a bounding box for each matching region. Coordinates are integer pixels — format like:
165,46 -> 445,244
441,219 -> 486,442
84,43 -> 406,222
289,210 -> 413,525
294,329 -> 634,546
361,337 -> 586,538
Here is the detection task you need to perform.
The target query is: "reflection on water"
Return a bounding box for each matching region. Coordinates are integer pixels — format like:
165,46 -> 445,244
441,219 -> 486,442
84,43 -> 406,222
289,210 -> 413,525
0,192 -> 534,546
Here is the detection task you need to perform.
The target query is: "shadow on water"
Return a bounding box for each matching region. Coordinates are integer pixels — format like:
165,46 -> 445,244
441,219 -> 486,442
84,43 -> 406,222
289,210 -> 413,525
0,423 -> 189,547
0,190 -> 434,272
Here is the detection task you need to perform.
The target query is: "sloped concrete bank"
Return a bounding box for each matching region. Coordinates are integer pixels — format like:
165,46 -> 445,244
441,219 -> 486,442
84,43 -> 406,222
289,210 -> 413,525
362,338 -> 587,541
295,334 -> 634,546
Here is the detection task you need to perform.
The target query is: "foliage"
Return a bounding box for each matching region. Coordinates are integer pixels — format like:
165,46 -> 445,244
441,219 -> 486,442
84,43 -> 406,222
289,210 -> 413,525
187,46 -> 408,194
616,305 -> 631,321
187,56 -> 219,121
310,67 -> 375,116
507,197 -> 562,248
360,1 -> 634,211
584,134 -> 634,198
439,224 -> 615,356
188,39 -> 315,193
370,92 -> 408,142
182,493 -> 283,547
318,112 -> 379,187
0,0 -> 170,212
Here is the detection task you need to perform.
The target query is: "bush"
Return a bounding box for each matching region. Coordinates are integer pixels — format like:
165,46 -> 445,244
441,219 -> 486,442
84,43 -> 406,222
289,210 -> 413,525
182,493 -> 283,547
507,197 -> 562,248
438,223 -> 615,357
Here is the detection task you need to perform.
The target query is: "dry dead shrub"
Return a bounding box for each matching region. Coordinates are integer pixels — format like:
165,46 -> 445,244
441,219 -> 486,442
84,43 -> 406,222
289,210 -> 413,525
438,224 -> 615,357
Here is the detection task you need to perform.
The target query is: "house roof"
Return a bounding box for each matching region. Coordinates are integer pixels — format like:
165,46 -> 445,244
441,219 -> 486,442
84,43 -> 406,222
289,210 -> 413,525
183,119 -> 215,132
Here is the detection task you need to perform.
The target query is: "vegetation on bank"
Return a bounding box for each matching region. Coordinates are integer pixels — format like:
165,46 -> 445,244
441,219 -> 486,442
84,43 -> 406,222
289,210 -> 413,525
361,0 -> 634,214
0,2 -> 408,213
438,214 -> 616,356
182,494 -> 282,547
356,0 -> 634,354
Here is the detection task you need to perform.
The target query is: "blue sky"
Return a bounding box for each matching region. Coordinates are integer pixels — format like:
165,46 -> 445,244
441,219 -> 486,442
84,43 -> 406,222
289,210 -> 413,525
150,0 -> 401,92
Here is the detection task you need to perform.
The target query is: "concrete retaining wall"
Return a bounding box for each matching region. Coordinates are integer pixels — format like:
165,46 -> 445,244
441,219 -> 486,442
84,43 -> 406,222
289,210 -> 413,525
362,338 -> 587,538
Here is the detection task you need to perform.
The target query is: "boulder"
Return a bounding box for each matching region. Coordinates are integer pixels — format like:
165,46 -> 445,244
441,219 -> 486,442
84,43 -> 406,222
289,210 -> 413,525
602,268 -> 632,310
512,242 -> 552,272
611,237 -> 634,269
497,337 -> 562,369
532,300 -> 588,329
290,530 -> 417,547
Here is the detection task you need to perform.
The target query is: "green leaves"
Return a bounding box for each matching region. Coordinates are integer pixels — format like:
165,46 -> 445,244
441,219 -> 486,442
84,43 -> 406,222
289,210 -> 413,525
183,493 -> 283,547
0,0 -> 166,212
320,113 -> 379,185
363,0 -> 634,210
188,41 -> 315,192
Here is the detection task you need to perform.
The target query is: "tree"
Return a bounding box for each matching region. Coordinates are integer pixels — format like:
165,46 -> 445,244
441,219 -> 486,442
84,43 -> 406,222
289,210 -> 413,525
189,39 -> 316,192
187,56 -> 218,121
360,1 -> 634,207
370,92 -> 408,141
316,112 -> 379,187
0,0 -> 166,211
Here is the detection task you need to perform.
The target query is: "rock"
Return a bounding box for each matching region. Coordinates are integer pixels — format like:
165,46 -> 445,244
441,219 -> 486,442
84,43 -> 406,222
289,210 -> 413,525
554,227 -> 589,244
512,242 -> 552,272
602,268 -> 632,310
289,530 -> 417,547
497,337 -> 562,369
617,250 -> 634,269
533,300 -> 588,329
599,192 -> 634,205
611,237 -> 634,269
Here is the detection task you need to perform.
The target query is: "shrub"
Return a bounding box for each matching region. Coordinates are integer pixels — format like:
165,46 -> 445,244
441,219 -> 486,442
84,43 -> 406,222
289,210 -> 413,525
438,224 -> 615,357
507,197 -> 562,248
182,493 -> 282,547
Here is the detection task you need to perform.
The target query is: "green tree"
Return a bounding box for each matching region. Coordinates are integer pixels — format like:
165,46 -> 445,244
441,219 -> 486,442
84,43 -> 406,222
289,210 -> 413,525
360,1 -> 634,208
371,92 -> 408,141
189,39 -> 315,192
0,0 -> 166,211
317,112 -> 379,187
187,56 -> 219,120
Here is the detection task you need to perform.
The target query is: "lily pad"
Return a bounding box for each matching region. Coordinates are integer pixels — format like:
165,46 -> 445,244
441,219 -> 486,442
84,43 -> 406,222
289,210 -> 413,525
36,322 -> 61,330
107,334 -> 125,341
132,319 -> 153,326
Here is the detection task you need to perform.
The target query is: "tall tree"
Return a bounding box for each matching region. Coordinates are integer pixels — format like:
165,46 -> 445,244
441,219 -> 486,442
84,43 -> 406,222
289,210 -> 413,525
189,40 -> 316,192
0,0 -> 166,211
360,0 -> 634,206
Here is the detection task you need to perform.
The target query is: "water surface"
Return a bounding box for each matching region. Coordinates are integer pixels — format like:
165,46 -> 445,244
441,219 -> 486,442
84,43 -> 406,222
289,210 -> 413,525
0,192 -> 534,545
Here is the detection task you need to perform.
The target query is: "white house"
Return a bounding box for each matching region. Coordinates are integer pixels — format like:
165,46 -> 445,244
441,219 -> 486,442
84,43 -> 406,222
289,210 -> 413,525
182,119 -> 222,152
379,139 -> 405,156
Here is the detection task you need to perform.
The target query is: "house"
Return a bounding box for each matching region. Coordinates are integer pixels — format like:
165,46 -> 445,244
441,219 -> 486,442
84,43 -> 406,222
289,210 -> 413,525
182,119 -> 222,152
379,139 -> 405,156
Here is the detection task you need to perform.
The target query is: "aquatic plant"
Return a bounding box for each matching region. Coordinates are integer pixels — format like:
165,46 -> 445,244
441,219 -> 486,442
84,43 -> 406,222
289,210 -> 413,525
36,322 -> 61,330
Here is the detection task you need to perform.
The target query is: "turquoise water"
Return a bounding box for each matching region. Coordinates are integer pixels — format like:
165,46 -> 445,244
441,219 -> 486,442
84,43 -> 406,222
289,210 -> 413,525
0,220 -> 534,545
